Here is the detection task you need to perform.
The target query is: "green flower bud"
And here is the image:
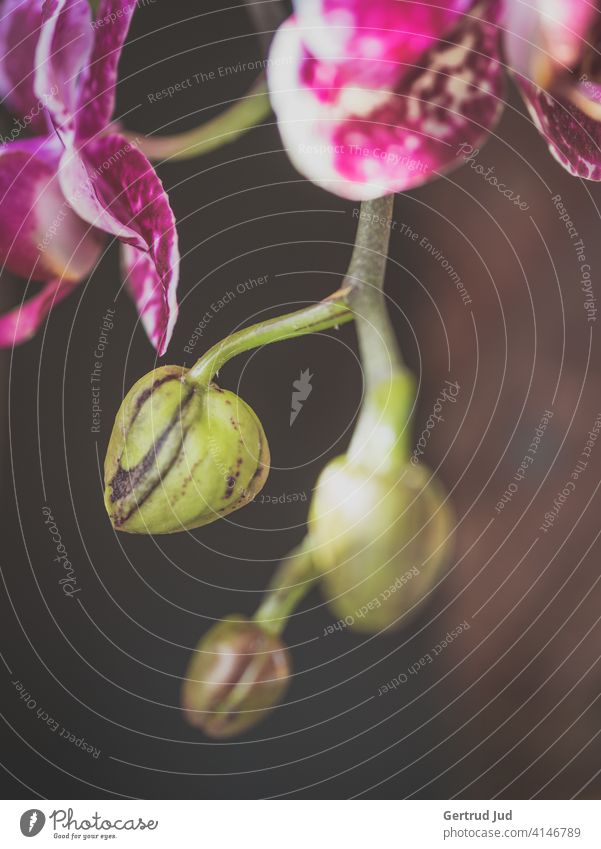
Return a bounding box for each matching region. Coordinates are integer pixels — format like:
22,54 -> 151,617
309,459 -> 453,633
181,616 -> 291,738
104,365 -> 269,534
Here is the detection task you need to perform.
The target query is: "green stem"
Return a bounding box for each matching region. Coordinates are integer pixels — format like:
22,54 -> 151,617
344,197 -> 415,467
126,77 -> 271,163
344,196 -> 402,384
217,197 -> 416,635
243,0 -> 283,53
187,286 -> 353,386
253,543 -> 317,636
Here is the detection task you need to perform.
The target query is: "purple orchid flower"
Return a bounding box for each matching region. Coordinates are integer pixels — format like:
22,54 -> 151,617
267,0 -> 601,199
0,0 -> 179,353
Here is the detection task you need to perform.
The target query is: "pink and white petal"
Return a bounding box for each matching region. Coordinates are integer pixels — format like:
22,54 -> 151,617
0,0 -> 47,130
121,243 -> 178,355
76,0 -> 136,139
59,133 -> 179,353
0,136 -> 103,281
503,0 -> 597,87
293,0 -> 474,89
517,79 -> 601,180
57,138 -> 144,244
269,2 -> 505,200
0,275 -> 79,346
33,0 -> 93,140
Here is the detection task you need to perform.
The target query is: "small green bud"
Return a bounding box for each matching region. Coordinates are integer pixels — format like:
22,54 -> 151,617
181,616 -> 291,738
309,458 -> 453,633
104,365 -> 269,533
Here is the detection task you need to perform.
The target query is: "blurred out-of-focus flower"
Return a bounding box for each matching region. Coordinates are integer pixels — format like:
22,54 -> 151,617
267,0 -> 601,198
309,456 -> 453,633
0,0 -> 179,352
182,616 -> 291,739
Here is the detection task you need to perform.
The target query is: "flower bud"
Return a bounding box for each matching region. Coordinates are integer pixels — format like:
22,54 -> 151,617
181,616 -> 291,738
309,458 -> 453,633
104,365 -> 269,533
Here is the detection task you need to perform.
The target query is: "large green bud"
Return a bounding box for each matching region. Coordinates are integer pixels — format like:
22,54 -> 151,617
181,616 -> 291,738
307,368 -> 453,633
104,365 -> 269,534
309,459 -> 452,633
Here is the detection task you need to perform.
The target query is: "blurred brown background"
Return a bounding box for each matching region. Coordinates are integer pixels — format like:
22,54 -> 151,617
1,0 -> 600,799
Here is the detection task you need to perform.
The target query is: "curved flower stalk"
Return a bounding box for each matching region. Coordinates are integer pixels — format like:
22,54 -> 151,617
127,76 -> 273,164
266,0 -> 601,198
0,0 -> 179,353
307,195 -> 454,633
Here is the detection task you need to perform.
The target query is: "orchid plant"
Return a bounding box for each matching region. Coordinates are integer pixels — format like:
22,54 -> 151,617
3,0 -> 600,737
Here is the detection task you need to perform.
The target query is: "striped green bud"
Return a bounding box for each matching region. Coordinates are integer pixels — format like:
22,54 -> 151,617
181,616 -> 291,738
104,365 -> 269,534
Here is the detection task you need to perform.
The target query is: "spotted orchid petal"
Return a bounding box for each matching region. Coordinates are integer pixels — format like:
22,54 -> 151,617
0,275 -> 79,346
58,133 -> 179,354
57,136 -> 144,245
121,242 -> 179,356
0,136 -> 103,282
516,80 -> 601,181
34,0 -> 94,142
0,0 -> 47,131
294,0 -> 474,90
268,0 -> 504,200
76,0 -> 136,139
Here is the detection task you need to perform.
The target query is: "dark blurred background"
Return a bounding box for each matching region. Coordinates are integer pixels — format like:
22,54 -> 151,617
1,0 -> 601,799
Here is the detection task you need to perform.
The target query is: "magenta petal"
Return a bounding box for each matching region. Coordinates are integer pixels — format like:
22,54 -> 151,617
0,136 -> 103,281
0,276 -> 78,347
34,0 -> 93,140
121,243 -> 179,356
60,133 -> 179,353
57,137 -> 143,244
294,0 -> 474,89
517,80 -> 601,181
0,0 -> 47,131
76,0 -> 136,139
269,1 -> 504,199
